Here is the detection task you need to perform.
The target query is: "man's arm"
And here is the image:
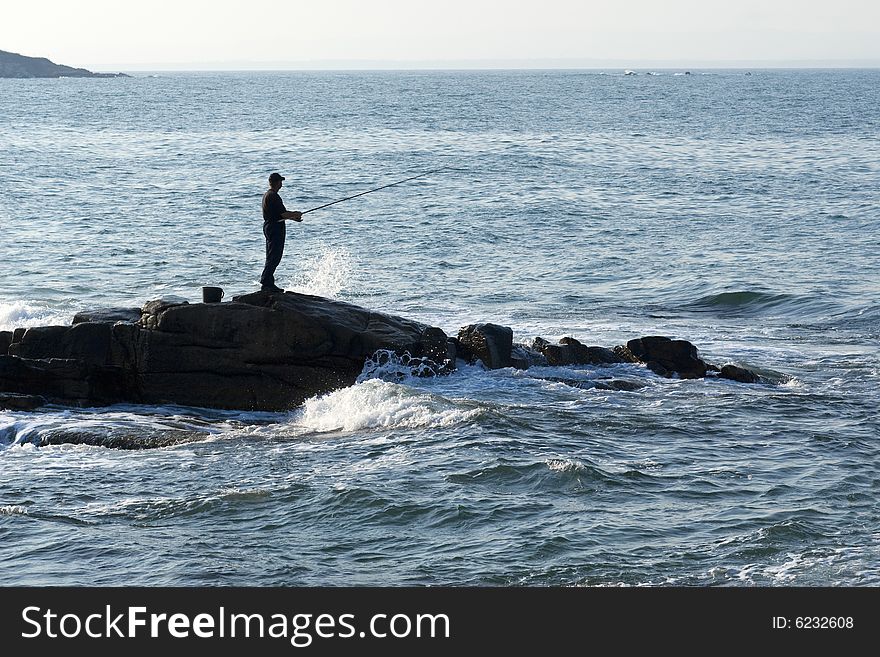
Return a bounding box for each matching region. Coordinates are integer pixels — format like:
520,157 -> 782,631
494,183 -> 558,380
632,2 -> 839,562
281,210 -> 303,222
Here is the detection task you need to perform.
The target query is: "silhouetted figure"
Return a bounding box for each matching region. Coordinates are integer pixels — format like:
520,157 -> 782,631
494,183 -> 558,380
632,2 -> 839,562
260,172 -> 302,293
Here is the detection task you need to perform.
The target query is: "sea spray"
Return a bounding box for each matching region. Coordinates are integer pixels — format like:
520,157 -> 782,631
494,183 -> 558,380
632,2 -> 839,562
0,301 -> 72,332
295,380 -> 482,434
284,247 -> 358,299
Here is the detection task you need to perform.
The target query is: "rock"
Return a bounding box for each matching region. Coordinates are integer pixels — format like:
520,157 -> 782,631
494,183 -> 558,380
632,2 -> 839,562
2,290 -> 774,413
72,307 -> 141,325
7,326 -> 69,358
612,345 -> 639,363
133,292 -> 453,409
0,356 -> 130,404
625,336 -> 708,379
457,323 -> 514,369
536,376 -> 644,392
559,337 -> 622,365
719,364 -> 761,384
594,379 -> 645,392
138,298 -> 190,330
0,392 -> 47,411
0,292 -> 452,411
532,336 -> 623,366
9,323 -> 114,366
511,344 -> 547,369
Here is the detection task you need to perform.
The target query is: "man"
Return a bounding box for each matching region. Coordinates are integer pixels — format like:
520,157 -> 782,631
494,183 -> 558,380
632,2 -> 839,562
260,172 -> 302,293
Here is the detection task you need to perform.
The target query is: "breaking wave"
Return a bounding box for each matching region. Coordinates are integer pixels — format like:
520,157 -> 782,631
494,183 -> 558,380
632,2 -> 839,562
295,379 -> 482,434
0,300 -> 72,332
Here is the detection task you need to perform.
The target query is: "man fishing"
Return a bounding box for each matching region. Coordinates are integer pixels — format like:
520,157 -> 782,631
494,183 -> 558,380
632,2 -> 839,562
260,172 -> 302,293
258,166 -> 447,293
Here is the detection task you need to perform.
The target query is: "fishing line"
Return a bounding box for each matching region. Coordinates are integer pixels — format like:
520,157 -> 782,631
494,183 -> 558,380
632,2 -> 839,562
300,166 -> 451,215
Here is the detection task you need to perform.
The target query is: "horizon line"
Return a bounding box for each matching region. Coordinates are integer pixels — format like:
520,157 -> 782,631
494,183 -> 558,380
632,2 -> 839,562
92,57 -> 880,73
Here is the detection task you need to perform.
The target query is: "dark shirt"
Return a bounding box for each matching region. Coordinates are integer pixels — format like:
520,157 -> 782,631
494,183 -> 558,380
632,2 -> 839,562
262,190 -> 287,223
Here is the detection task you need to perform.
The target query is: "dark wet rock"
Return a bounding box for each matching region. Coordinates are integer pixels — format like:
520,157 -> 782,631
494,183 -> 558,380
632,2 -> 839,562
457,323 -> 513,369
9,323 -> 114,366
0,356 -> 132,404
1,290 -> 773,416
533,336 -> 624,366
0,291 -> 451,411
7,326 -> 69,358
537,376 -> 644,392
511,344 -> 547,369
706,363 -> 721,373
612,345 -> 639,363
559,337 -> 622,365
0,392 -> 47,411
138,298 -> 190,330
72,307 -> 141,325
719,364 -> 761,383
626,336 -> 708,379
17,429 -> 203,450
421,326 -> 453,366
594,379 -> 645,392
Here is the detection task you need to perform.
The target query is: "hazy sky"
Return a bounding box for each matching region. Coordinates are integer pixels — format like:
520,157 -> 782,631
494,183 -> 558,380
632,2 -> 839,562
2,0 -> 878,69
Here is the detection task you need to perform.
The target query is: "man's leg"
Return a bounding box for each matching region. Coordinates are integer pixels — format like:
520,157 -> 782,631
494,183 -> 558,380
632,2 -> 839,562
260,222 -> 286,288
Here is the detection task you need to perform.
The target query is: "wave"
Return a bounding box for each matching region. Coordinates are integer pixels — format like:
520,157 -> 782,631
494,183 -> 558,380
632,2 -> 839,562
293,379 -> 482,434
0,300 -> 72,332
447,458 -> 660,493
681,290 -> 832,318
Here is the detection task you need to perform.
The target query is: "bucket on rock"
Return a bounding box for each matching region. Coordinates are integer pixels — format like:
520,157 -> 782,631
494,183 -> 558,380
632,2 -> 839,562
202,286 -> 224,303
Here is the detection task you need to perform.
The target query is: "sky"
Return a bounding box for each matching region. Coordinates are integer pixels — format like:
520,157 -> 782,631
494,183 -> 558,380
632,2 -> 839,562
1,0 -> 878,70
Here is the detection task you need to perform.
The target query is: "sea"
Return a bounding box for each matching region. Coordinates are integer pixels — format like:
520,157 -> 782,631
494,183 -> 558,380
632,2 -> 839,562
0,69 -> 877,586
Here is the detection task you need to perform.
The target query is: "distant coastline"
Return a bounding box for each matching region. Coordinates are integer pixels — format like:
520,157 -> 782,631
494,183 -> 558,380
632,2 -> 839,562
0,49 -> 128,78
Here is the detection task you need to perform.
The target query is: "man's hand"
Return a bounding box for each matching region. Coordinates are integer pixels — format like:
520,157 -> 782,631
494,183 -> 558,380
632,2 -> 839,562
282,210 -> 303,222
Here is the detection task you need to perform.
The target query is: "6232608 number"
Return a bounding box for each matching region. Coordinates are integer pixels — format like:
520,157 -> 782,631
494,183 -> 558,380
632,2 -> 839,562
796,617 -> 853,629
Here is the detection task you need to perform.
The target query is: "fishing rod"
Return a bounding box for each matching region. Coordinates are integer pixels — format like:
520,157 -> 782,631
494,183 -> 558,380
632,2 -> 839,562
300,166 -> 450,216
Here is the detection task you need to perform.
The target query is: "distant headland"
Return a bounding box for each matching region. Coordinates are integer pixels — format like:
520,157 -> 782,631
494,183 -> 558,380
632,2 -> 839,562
0,49 -> 129,78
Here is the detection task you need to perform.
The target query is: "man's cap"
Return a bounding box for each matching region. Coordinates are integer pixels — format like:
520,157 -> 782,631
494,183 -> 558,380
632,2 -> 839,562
268,172 -> 285,182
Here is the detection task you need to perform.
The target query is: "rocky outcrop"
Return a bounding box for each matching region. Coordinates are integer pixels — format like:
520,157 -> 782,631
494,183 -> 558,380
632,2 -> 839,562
0,291 -> 452,411
532,336 -> 623,366
72,307 -> 141,325
0,392 -> 46,411
457,323 -> 514,369
0,49 -> 129,78
719,364 -> 761,383
624,336 -> 708,379
0,290 -> 776,414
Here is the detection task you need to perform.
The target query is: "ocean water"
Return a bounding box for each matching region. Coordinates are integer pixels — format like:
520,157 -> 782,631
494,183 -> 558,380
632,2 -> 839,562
0,69 -> 878,585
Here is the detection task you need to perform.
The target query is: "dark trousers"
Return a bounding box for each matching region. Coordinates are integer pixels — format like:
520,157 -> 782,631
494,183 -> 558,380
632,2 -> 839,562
260,221 -> 286,287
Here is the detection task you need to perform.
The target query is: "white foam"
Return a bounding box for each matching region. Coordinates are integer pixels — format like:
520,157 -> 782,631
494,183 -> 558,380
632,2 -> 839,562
0,300 -> 71,332
294,379 -> 481,434
0,505 -> 28,516
546,458 -> 585,473
284,246 -> 358,299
